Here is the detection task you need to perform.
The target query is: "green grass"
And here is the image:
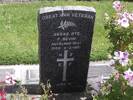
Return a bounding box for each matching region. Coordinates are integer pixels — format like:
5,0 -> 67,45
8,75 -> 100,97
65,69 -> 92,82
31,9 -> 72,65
0,1 -> 133,64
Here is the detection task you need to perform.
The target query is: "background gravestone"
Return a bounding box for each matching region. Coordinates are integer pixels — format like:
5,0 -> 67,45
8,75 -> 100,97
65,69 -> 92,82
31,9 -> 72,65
38,6 -> 96,93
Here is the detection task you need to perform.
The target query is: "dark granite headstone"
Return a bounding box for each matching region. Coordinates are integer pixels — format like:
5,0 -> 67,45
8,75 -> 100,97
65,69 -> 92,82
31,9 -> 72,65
38,6 -> 96,93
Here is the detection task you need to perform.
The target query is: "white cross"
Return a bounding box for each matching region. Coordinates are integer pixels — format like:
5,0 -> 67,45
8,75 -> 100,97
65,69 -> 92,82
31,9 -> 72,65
57,50 -> 74,81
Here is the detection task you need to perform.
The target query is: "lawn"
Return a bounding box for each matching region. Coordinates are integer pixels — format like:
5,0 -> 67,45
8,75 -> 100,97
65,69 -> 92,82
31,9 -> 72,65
0,1 -> 133,64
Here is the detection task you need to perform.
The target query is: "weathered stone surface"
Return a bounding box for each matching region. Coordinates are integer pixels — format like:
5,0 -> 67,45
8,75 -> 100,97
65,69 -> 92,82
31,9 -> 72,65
38,6 -> 96,93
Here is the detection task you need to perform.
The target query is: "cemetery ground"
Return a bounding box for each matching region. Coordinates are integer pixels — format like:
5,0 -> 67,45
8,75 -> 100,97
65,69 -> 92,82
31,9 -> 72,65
0,1 -> 133,65
0,1 -> 133,100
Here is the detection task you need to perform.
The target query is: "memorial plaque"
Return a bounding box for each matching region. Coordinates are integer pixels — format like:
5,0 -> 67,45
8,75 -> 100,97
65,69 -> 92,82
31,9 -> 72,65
38,6 -> 96,93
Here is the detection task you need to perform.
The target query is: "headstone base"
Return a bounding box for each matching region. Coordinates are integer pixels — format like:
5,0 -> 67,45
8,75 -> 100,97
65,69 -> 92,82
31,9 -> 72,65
54,92 -> 93,100
5,84 -> 93,100
5,84 -> 42,94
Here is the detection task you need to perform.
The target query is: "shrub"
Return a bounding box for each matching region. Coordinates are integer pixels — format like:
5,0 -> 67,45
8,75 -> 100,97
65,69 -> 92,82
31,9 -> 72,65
104,1 -> 133,53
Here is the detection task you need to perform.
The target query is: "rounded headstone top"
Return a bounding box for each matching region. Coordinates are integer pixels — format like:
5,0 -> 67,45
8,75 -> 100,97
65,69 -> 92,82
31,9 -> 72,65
39,6 -> 96,14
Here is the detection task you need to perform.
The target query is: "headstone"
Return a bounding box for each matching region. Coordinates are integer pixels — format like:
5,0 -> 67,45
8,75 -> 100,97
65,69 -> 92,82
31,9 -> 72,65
38,6 -> 96,93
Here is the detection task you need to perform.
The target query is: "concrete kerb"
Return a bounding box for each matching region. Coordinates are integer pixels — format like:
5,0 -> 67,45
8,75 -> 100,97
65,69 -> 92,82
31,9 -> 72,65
0,60 -> 112,82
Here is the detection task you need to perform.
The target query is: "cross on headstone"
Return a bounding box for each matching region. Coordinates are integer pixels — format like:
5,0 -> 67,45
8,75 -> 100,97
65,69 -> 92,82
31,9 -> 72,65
57,50 -> 74,81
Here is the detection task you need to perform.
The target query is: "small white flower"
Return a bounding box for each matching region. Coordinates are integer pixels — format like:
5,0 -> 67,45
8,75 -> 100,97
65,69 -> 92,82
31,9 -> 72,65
122,12 -> 129,18
124,68 -> 133,87
5,72 -> 16,85
104,13 -> 110,20
113,51 -> 129,66
117,18 -> 122,25
113,1 -> 121,6
117,17 -> 129,28
119,58 -> 129,66
128,82 -> 133,87
129,13 -> 133,21
121,17 -> 129,28
108,54 -> 112,59
113,1 -> 122,12
114,51 -> 122,60
110,59 -> 115,66
104,13 -> 108,16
